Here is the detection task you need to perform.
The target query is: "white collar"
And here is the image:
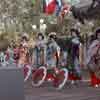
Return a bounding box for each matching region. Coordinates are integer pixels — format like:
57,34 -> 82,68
72,37 -> 80,44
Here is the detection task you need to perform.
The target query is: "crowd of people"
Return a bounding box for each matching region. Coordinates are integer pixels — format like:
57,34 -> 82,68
0,27 -> 100,89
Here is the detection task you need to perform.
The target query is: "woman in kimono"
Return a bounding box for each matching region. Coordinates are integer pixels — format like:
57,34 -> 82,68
18,34 -> 29,67
46,32 -> 68,90
87,28 -> 100,87
18,34 -> 32,82
31,33 -> 47,86
32,33 -> 46,67
69,28 -> 83,84
46,32 -> 60,69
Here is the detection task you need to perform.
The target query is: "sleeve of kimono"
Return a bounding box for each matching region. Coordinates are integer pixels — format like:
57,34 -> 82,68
43,40 -> 47,65
88,40 -> 99,58
31,41 -> 36,65
55,42 -> 60,57
79,43 -> 84,66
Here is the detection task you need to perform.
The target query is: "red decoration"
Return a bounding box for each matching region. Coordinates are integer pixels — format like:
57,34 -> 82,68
61,5 -> 70,18
24,66 -> 29,79
68,73 -> 81,81
53,76 -> 59,87
90,72 -> 100,87
32,69 -> 44,81
46,73 -> 55,81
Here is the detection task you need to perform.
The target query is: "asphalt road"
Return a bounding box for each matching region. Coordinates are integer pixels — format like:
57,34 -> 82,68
25,80 -> 100,100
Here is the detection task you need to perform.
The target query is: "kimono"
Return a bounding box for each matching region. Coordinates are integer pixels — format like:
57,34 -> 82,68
13,47 -> 20,63
69,37 -> 82,79
33,39 -> 46,67
87,40 -> 100,67
87,39 -> 100,87
46,40 -> 60,69
18,46 -> 29,68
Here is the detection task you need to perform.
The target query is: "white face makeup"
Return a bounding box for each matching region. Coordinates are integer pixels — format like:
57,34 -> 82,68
72,32 -> 77,37
38,36 -> 43,40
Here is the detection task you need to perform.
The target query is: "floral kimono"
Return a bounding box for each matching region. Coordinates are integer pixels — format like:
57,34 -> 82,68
18,46 -> 29,68
87,39 -> 100,87
46,40 -> 60,69
33,40 -> 46,67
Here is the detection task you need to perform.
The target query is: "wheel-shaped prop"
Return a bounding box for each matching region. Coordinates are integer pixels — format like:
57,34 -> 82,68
53,68 -> 68,90
24,64 -> 31,82
32,66 -> 47,87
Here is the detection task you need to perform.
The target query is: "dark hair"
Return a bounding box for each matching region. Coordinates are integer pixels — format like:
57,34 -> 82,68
95,28 -> 100,39
49,34 -> 57,40
70,28 -> 80,37
70,28 -> 84,43
22,36 -> 28,41
89,35 -> 96,43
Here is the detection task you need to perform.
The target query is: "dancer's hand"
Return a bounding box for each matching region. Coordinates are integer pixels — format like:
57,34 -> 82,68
54,67 -> 59,74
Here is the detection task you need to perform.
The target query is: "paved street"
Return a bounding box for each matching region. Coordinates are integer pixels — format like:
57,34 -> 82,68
25,80 -> 100,100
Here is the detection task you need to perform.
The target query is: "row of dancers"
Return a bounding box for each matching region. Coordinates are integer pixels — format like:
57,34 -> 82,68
0,28 -> 100,88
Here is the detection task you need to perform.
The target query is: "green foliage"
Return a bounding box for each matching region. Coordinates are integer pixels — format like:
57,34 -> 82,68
0,33 -> 10,51
0,32 -> 18,50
